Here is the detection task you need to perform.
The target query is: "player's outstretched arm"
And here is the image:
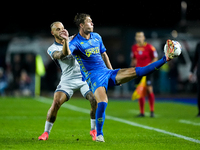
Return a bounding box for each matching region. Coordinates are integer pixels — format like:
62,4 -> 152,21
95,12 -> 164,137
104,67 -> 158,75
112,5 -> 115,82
62,39 -> 71,56
60,29 -> 71,56
101,52 -> 113,69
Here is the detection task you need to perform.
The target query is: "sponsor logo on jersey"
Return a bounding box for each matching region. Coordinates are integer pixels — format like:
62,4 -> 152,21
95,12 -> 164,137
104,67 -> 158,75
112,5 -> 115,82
85,47 -> 100,57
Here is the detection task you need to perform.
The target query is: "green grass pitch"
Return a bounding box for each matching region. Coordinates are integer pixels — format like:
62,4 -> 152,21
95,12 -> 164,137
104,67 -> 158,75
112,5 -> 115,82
0,96 -> 200,150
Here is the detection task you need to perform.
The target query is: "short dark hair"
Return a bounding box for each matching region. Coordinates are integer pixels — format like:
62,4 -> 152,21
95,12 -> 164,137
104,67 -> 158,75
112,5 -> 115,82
74,13 -> 90,29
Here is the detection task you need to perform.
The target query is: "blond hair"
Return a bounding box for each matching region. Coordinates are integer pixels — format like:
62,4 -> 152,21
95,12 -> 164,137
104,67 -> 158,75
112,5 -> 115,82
50,21 -> 63,30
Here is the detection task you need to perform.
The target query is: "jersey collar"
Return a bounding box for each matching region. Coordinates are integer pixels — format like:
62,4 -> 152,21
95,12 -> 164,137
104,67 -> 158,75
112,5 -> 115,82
78,32 -> 93,40
137,42 -> 147,47
54,41 -> 63,46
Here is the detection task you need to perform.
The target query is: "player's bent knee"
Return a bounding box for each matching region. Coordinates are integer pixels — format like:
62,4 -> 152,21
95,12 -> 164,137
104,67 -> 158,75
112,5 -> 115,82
52,99 -> 62,110
52,92 -> 68,111
90,97 -> 97,106
86,92 -> 97,107
90,95 -> 96,103
94,86 -> 108,103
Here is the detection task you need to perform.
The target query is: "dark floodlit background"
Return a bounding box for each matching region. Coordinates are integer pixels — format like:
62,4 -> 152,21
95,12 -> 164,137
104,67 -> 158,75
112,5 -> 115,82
0,1 -> 199,98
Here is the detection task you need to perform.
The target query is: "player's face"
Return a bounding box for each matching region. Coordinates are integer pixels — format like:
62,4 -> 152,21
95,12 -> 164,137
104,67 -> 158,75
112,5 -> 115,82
135,32 -> 145,44
51,23 -> 64,40
81,17 -> 94,34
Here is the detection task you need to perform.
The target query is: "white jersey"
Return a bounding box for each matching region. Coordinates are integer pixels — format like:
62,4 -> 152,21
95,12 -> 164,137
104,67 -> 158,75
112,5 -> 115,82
47,41 -> 82,81
47,41 -> 90,99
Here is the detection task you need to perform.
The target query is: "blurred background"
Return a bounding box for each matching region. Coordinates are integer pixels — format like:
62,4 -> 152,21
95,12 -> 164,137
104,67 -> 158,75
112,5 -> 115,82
0,0 -> 199,99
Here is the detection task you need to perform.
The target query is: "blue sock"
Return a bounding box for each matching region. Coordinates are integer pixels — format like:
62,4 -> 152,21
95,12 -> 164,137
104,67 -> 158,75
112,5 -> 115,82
96,102 -> 107,136
135,56 -> 167,77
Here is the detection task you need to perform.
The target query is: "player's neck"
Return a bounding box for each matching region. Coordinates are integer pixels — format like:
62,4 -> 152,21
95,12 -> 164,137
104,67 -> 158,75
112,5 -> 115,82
79,31 -> 90,39
55,38 -> 63,45
138,42 -> 145,46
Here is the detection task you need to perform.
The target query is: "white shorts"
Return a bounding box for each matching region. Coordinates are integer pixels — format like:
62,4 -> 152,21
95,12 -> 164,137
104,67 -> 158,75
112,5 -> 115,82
55,78 -> 90,99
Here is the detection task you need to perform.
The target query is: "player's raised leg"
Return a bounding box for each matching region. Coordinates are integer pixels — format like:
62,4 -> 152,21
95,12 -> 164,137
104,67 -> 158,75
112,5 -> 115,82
115,56 -> 168,85
38,92 -> 68,140
94,87 -> 108,142
85,91 -> 97,141
115,39 -> 175,84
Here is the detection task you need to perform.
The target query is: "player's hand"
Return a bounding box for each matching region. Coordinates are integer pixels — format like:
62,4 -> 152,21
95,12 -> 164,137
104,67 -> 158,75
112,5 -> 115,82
59,29 -> 69,41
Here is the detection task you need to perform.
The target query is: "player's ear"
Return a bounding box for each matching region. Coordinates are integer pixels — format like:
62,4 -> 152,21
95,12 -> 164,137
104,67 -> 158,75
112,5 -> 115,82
51,31 -> 54,36
80,23 -> 84,29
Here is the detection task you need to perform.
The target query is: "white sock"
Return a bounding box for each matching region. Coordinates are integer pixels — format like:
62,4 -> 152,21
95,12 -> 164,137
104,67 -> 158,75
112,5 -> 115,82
91,119 -> 96,130
44,121 -> 54,134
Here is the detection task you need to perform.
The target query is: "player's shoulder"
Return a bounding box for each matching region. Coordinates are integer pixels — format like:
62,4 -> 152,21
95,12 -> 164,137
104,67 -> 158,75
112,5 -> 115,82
131,44 -> 137,50
48,42 -> 56,50
69,34 -> 79,44
47,42 -> 61,55
91,32 -> 100,37
146,43 -> 156,51
47,43 -> 55,53
91,32 -> 102,39
146,43 -> 153,47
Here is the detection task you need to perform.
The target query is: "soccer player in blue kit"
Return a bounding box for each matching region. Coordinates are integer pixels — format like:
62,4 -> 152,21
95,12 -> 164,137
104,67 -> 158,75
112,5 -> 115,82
59,13 -> 176,142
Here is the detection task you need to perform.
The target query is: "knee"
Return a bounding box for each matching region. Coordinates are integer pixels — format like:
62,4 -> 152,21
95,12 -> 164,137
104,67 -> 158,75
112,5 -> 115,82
90,95 -> 96,103
86,92 -> 97,106
89,95 -> 97,108
94,87 -> 108,103
97,97 -> 108,103
52,99 -> 62,110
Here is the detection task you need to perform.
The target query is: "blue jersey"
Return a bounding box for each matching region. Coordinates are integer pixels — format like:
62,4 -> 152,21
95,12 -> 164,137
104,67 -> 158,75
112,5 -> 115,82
69,32 -> 120,93
69,32 -> 108,80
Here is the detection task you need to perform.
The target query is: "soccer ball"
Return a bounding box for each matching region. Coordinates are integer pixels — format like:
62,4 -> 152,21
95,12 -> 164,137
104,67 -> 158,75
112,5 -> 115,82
172,41 -> 182,57
164,40 -> 182,57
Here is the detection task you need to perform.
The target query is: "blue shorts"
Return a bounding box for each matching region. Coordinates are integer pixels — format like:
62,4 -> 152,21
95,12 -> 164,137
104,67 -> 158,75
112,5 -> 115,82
86,69 -> 120,93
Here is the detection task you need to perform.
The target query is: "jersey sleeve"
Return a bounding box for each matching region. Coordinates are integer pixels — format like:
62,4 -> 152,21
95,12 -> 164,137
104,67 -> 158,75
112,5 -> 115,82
47,47 -> 57,60
131,45 -> 136,58
149,44 -> 158,58
100,41 -> 106,53
97,34 -> 106,53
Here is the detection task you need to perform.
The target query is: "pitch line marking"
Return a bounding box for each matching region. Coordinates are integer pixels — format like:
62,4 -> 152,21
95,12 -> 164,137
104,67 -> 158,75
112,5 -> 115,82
179,119 -> 200,126
128,109 -> 160,117
36,97 -> 200,144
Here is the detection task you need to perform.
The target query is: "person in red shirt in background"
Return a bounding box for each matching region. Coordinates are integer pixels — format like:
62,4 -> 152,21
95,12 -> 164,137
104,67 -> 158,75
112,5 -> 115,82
130,31 -> 158,117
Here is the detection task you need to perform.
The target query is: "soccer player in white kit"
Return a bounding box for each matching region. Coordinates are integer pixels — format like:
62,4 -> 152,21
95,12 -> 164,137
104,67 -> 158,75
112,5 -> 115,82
38,22 -> 97,141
